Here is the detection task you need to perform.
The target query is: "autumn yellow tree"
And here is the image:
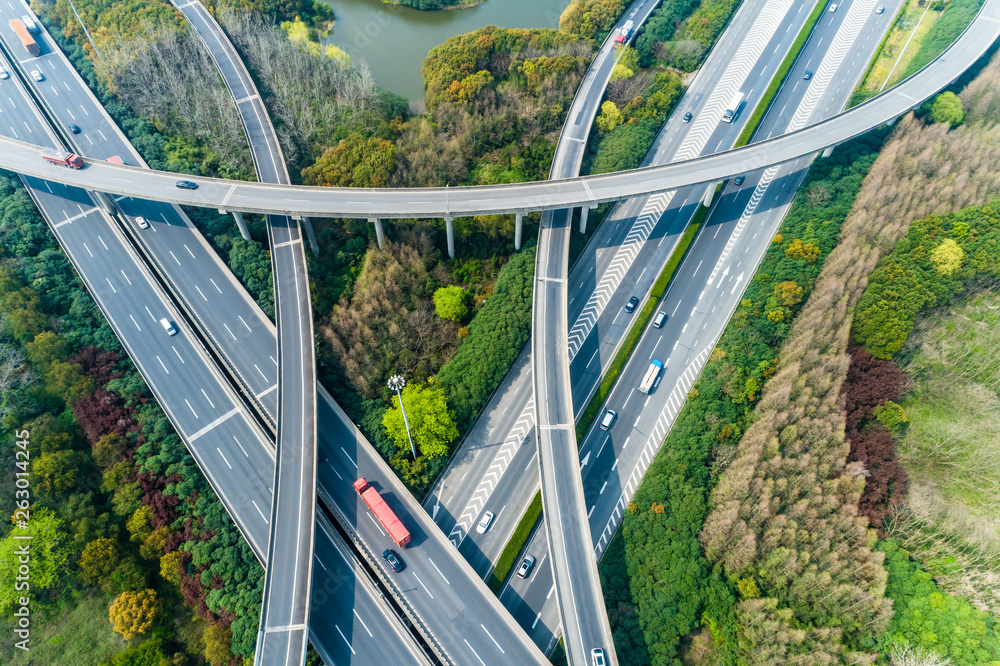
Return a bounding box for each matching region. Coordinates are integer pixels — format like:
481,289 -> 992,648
109,589 -> 161,639
79,538 -> 119,583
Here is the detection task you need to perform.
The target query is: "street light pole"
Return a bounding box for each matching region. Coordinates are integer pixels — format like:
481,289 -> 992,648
388,374 -> 418,460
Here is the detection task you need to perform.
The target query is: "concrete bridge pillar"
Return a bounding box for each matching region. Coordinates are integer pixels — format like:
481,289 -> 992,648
368,217 -> 385,249
232,211 -> 252,242
821,145 -> 835,158
514,212 -> 524,250
301,217 -> 319,257
445,216 -> 455,259
579,206 -> 589,234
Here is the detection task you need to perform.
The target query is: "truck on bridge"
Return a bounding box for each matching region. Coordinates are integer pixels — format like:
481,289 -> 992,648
42,150 -> 84,169
354,477 -> 411,547
9,19 -> 39,57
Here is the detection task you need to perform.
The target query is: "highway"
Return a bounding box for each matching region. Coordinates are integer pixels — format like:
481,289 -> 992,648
531,1 -> 663,663
0,38 -> 427,666
506,0 -> 904,648
0,0 -> 993,661
428,1 -> 821,651
2,7 -> 550,663
167,2 -> 318,663
0,0 -> 993,218
0,8 -> 425,665
536,0 -> 808,664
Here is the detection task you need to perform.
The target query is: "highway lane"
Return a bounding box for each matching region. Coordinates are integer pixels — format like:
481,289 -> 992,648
531,1 -> 664,663
504,0 -> 904,648
428,0 -> 815,578
166,2 -> 318,662
0,14 -> 429,665
0,0 -> 994,217
1,8 -> 550,662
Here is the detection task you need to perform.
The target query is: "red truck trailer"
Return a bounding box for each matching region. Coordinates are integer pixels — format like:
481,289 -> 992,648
354,477 -> 411,547
42,150 -> 84,169
9,19 -> 39,57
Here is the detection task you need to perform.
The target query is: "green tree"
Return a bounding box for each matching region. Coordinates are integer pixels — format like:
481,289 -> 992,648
433,285 -> 467,322
382,383 -> 459,459
873,400 -> 908,432
0,508 -> 70,611
79,537 -> 120,583
301,133 -> 396,188
930,238 -> 964,275
928,91 -> 965,127
203,622 -> 234,666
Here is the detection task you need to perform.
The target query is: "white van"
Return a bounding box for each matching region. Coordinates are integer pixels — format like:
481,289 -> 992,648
653,311 -> 667,328
160,318 -> 177,336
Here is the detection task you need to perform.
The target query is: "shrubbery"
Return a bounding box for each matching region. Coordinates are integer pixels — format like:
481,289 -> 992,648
853,198 -> 1000,358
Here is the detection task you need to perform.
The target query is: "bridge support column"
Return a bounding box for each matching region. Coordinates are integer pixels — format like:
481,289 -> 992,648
300,217 -> 319,257
92,191 -> 117,216
232,211 -> 252,242
821,145 -> 835,158
445,216 -> 455,259
579,206 -> 590,234
368,217 -> 385,249
514,213 -> 524,250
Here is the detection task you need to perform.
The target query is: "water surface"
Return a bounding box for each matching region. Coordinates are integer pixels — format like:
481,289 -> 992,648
321,0 -> 572,102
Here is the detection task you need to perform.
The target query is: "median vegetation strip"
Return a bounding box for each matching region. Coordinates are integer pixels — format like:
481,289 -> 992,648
734,0 -> 826,148
575,215 -> 704,441
487,491 -> 543,593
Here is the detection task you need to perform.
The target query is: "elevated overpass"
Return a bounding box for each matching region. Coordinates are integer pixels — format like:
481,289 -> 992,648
0,0 -> 994,219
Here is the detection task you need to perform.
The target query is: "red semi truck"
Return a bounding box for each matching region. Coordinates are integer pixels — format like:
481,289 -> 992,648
354,477 -> 411,547
42,150 -> 84,169
9,19 -> 39,57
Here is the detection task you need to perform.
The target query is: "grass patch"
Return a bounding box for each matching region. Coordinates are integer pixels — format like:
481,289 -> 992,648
0,592 -> 125,665
735,0 -> 826,148
575,216 -> 704,441
487,491 -> 543,593
856,0 -> 942,100
889,290 -> 1000,613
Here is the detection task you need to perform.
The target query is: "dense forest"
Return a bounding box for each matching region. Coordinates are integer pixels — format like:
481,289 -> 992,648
0,174 -> 261,665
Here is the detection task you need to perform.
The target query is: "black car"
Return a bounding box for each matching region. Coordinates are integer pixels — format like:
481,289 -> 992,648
683,111 -> 693,123
803,70 -> 812,80
624,296 -> 639,313
733,175 -> 745,186
382,549 -> 404,573
68,124 -> 81,134
175,180 -> 199,190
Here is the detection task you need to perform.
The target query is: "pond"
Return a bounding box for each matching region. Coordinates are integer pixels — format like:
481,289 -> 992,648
321,0 -> 572,104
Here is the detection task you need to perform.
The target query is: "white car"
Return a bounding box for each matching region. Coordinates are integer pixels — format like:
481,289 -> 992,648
829,3 -> 838,11
30,70 -> 43,82
0,68 -> 9,80
876,4 -> 885,13
160,318 -> 178,336
476,511 -> 494,535
135,216 -> 149,229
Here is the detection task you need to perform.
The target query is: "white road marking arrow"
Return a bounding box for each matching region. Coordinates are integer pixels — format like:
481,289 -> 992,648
579,451 -> 591,470
731,271 -> 745,294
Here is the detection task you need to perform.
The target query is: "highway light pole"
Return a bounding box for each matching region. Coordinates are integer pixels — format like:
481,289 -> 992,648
388,375 -> 418,459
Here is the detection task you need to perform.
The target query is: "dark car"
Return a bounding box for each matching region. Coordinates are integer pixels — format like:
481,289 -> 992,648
68,124 -> 81,134
624,296 -> 639,313
175,180 -> 199,190
382,549 -> 404,573
803,70 -> 812,80
683,111 -> 693,123
733,175 -> 745,186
